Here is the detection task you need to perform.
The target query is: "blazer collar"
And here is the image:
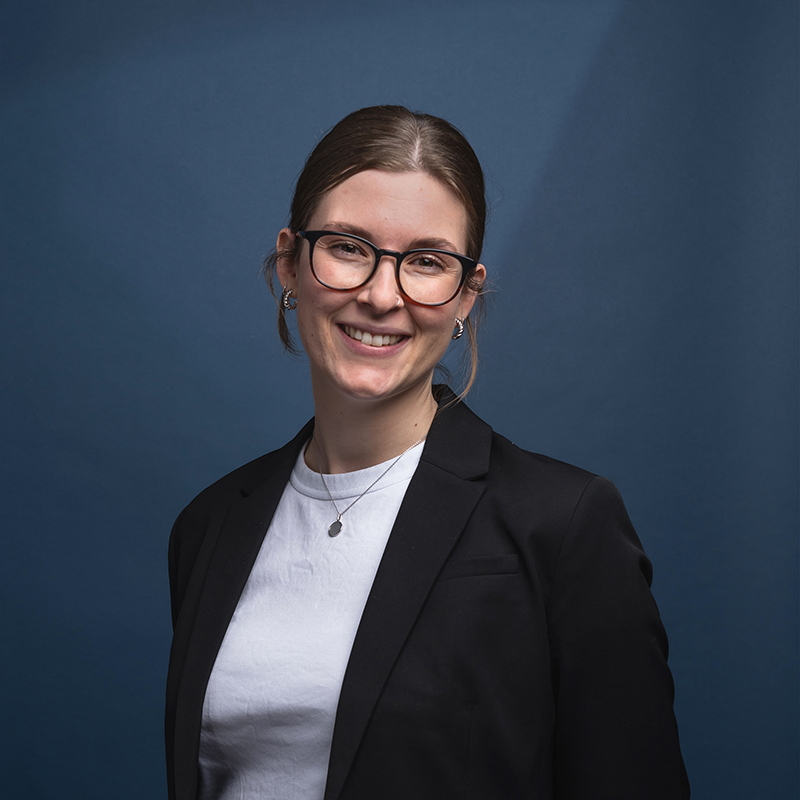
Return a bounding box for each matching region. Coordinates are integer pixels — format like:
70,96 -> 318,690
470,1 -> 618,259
423,385 -> 493,479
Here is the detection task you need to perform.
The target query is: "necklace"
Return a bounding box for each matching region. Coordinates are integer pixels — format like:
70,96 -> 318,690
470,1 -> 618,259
312,435 -> 426,537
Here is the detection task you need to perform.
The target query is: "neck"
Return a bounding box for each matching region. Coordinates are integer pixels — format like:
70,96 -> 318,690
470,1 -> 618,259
306,381 -> 438,474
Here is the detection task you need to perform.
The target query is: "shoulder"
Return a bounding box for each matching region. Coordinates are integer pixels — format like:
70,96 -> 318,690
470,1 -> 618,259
429,387 -> 627,520
483,427 -> 636,562
487,427 -> 599,496
490,429 -> 630,526
437,392 -> 613,521
431,393 -> 634,555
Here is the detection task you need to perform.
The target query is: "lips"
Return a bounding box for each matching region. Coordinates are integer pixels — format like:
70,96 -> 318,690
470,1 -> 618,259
343,325 -> 405,347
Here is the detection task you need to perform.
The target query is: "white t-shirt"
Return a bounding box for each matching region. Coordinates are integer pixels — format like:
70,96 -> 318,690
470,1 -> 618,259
198,441 -> 424,800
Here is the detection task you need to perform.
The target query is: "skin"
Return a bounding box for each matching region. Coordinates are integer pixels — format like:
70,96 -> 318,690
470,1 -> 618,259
276,169 -> 486,474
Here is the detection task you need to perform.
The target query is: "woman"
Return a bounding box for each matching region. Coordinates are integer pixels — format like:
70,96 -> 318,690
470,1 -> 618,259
166,105 -> 689,800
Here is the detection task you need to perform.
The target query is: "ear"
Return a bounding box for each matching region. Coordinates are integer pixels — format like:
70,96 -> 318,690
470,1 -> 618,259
275,228 -> 298,291
457,262 -> 486,320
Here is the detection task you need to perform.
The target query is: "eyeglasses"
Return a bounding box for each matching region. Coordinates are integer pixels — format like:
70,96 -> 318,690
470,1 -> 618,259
296,230 -> 477,307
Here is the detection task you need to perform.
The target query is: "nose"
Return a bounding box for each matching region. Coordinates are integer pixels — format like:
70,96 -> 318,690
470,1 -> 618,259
356,255 -> 403,313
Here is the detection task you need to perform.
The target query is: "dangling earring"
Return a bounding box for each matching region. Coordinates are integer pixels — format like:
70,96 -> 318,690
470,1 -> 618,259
281,286 -> 297,310
452,317 -> 464,340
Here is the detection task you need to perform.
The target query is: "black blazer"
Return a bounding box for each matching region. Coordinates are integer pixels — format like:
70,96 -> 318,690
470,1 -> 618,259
166,389 -> 689,799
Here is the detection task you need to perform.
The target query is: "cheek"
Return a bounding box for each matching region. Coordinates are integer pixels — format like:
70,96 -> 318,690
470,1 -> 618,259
417,310 -> 457,351
296,306 -> 321,345
425,303 -> 457,331
294,284 -> 343,347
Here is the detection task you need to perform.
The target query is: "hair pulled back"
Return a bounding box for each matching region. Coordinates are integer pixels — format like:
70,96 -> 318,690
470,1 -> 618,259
264,105 -> 488,395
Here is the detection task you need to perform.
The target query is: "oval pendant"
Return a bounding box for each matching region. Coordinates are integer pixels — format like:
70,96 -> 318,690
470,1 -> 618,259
328,519 -> 343,538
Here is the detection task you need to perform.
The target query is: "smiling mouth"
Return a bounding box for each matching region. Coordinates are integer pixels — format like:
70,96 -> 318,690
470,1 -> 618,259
343,326 -> 405,348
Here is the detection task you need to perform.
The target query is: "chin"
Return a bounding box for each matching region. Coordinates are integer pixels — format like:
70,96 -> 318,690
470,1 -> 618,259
340,377 -> 404,402
331,368 -> 431,405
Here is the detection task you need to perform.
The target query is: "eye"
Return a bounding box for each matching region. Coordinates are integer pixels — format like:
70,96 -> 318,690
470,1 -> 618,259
410,254 -> 445,271
320,235 -> 370,260
406,252 -> 461,276
333,240 -> 359,255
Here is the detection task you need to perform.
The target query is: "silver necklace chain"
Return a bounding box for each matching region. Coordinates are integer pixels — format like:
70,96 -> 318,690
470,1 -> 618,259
312,435 -> 426,537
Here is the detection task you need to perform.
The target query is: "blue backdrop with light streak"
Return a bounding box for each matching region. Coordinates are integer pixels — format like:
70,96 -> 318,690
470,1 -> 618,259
1,1 -> 797,797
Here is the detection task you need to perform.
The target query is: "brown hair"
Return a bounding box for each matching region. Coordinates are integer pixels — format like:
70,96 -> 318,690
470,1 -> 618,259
264,105 -> 488,395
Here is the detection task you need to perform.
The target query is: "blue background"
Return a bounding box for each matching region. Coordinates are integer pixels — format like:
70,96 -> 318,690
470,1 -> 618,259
2,1 -> 797,797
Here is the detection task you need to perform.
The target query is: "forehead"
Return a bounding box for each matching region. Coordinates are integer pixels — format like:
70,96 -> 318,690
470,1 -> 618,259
310,170 -> 468,251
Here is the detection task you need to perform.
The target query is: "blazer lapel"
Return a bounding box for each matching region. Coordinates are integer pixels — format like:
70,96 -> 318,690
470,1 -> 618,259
172,421 -> 313,800
324,393 -> 493,800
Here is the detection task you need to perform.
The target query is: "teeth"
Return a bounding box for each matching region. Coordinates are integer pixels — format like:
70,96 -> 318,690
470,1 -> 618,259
344,327 -> 401,347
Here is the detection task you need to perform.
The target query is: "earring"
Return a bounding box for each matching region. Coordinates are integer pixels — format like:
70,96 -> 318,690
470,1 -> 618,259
452,317 -> 464,340
281,286 -> 297,310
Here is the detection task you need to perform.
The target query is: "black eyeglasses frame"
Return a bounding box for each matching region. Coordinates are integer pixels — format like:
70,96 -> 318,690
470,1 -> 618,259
295,230 -> 477,307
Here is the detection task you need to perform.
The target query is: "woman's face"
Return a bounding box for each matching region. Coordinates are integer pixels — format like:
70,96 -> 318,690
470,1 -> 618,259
277,169 -> 485,409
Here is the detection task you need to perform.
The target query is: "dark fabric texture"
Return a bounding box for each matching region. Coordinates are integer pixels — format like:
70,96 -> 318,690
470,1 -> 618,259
166,389 -> 689,799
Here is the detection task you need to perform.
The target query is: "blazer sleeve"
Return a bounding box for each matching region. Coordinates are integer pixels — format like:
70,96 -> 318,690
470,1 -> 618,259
547,476 -> 690,799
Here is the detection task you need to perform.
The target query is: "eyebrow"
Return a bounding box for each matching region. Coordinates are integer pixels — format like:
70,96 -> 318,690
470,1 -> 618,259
320,221 -> 463,254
